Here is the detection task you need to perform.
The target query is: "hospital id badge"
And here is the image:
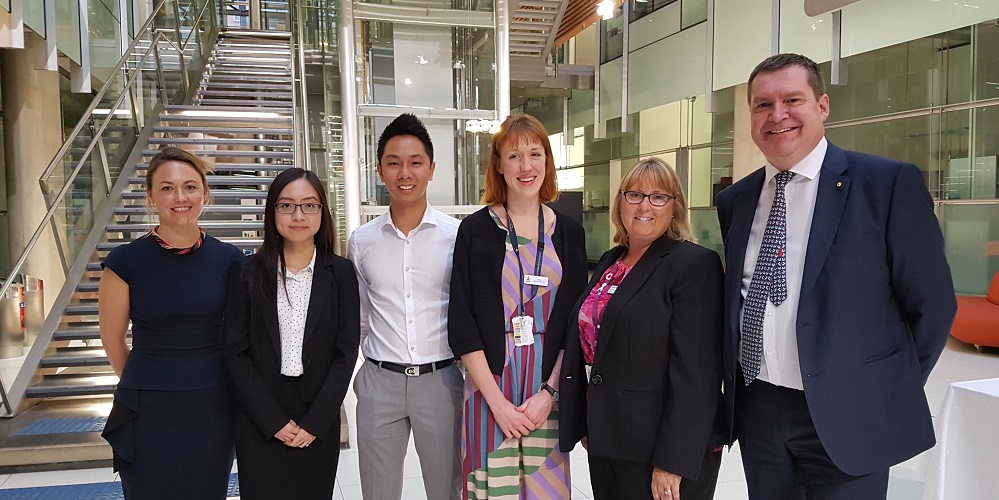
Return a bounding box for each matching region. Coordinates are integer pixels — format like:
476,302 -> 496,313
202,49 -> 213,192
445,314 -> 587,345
524,274 -> 549,287
512,316 -> 535,346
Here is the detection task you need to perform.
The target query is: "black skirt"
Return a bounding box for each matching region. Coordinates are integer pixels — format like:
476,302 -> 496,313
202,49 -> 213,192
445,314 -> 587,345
233,375 -> 341,500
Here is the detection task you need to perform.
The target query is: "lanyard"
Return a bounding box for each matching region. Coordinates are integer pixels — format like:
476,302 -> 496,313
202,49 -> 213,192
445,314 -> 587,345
590,258 -> 627,327
504,204 -> 546,317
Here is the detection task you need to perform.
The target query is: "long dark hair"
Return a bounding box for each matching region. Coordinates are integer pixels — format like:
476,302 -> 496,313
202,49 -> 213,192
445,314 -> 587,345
246,168 -> 337,302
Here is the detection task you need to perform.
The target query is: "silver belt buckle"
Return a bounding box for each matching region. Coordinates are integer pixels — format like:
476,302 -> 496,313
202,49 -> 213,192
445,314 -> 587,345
404,366 -> 420,377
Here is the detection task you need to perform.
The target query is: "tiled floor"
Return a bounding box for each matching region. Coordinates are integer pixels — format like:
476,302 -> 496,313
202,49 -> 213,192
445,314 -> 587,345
0,336 -> 996,499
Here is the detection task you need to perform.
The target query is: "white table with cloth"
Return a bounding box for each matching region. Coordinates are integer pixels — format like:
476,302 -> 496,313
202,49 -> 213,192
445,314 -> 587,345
923,377 -> 999,499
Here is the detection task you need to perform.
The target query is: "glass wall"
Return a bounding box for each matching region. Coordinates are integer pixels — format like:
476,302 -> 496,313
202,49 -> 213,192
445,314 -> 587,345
538,83 -> 733,261
818,20 -> 999,294
89,0 -> 124,82
23,0 -> 45,37
563,9 -> 999,293
56,0 -> 83,65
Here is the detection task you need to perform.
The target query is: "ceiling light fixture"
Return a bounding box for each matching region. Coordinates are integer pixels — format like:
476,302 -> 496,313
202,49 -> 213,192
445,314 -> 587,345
596,0 -> 615,20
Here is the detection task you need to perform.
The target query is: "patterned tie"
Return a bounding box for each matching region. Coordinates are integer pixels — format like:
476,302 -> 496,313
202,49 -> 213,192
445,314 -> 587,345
741,171 -> 795,384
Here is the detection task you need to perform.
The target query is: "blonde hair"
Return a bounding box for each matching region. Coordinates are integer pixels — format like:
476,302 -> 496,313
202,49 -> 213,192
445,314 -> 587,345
611,157 -> 695,247
480,113 -> 559,205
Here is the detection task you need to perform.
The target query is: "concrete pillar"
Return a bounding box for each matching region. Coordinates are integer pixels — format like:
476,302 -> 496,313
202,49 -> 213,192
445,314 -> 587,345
732,82 -> 765,181
2,32 -> 67,313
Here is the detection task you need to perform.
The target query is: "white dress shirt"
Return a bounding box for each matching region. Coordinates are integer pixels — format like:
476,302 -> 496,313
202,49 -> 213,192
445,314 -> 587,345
347,204 -> 460,364
276,249 -> 316,376
740,137 -> 827,390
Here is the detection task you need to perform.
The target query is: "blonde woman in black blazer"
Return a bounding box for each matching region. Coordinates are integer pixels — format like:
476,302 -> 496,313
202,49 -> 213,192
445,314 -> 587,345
560,158 -> 724,500
223,168 -> 359,499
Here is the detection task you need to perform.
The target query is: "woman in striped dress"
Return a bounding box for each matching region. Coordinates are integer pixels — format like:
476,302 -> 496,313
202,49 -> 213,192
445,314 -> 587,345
448,113 -> 588,499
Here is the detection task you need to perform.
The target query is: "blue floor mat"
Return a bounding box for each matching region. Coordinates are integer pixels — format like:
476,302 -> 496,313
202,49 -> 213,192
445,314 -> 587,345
0,474 -> 240,499
0,482 -> 123,499
14,417 -> 107,436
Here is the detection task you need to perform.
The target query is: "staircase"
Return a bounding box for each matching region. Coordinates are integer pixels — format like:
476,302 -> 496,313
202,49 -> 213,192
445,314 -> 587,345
24,31 -> 295,400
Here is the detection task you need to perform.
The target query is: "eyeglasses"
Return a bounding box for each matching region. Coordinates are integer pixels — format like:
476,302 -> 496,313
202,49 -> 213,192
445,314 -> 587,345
274,202 -> 324,215
621,191 -> 676,207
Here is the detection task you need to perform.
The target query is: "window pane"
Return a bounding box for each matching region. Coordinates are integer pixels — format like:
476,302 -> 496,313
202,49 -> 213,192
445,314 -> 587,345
940,203 -> 999,295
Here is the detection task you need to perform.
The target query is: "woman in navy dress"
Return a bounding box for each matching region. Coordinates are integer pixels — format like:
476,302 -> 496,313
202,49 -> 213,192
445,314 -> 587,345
223,168 -> 359,499
99,147 -> 244,499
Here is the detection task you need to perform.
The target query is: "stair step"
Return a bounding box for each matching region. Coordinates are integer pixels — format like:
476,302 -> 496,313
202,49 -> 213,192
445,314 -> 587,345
128,175 -> 274,186
98,238 -> 263,251
214,48 -> 290,56
86,262 -> 103,272
158,113 -> 293,124
195,90 -> 294,99
142,149 -> 292,158
154,126 -> 294,135
116,205 -> 265,215
148,137 -> 293,147
40,347 -> 110,368
207,69 -> 291,78
164,104 -> 292,113
192,98 -> 293,107
208,61 -> 290,70
196,82 -> 291,91
76,282 -> 100,293
53,325 -> 107,341
203,74 -> 292,83
135,162 -> 294,172
64,303 -> 99,316
107,220 -> 264,232
26,374 -> 119,398
122,189 -> 269,200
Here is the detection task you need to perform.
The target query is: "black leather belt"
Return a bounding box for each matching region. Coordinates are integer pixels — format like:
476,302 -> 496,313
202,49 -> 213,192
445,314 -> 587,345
368,357 -> 456,377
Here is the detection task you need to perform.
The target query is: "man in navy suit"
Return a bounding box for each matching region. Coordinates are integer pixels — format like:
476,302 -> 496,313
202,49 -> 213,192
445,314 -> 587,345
716,53 -> 957,499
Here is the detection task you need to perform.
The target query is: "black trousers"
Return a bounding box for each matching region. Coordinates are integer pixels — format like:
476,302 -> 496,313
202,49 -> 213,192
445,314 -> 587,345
589,449 -> 722,500
735,377 -> 889,500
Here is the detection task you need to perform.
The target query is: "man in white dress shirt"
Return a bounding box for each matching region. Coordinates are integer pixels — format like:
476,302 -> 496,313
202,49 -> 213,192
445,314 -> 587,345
348,114 -> 462,500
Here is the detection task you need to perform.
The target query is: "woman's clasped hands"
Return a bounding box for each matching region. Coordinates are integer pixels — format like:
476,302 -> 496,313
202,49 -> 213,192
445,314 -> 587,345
273,420 -> 316,448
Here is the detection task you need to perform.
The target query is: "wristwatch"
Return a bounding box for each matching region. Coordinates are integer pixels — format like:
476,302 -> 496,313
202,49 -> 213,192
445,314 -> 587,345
540,382 -> 559,402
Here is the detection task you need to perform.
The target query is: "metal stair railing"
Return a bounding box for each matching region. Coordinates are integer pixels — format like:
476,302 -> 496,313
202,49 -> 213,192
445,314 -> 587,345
0,0 -> 223,417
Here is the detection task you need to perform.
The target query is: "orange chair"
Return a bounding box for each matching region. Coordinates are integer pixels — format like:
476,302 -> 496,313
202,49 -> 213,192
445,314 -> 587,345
951,272 -> 999,351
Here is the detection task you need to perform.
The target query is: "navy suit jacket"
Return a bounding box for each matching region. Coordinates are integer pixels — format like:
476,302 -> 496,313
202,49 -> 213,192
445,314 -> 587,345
715,142 -> 957,476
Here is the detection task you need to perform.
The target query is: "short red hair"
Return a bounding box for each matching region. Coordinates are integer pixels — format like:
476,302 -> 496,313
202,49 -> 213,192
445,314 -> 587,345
480,113 -> 559,205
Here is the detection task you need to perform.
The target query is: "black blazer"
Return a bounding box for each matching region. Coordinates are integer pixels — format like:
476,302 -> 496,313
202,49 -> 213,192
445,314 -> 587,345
448,206 -> 588,379
716,142 -> 956,475
223,253 -> 360,440
560,236 -> 723,480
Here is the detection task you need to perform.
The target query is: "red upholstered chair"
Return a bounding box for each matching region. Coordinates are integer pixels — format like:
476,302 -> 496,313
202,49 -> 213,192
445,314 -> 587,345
951,272 -> 999,351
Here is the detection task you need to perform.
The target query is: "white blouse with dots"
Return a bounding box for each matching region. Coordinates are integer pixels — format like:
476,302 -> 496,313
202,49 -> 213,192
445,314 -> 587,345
276,250 -> 316,376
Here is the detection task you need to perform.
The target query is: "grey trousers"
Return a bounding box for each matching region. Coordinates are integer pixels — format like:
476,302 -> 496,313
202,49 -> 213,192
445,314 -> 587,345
354,360 -> 463,500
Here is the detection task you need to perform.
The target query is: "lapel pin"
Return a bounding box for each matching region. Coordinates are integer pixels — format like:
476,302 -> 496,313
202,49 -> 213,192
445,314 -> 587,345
836,181 -> 843,189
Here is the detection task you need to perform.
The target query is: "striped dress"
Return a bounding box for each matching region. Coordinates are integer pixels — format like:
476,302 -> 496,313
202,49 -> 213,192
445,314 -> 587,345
462,211 -> 571,500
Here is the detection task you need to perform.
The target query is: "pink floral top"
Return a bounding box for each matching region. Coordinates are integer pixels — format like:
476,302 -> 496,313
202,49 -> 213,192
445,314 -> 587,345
577,258 -> 632,364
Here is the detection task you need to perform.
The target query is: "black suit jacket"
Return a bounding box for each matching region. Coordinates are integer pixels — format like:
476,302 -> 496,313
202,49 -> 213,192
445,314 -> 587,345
223,252 -> 360,440
715,142 -> 957,475
560,236 -> 724,480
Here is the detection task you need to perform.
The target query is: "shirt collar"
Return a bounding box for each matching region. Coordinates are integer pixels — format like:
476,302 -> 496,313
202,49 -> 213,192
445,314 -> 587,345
382,202 -> 439,237
284,248 -> 317,278
764,137 -> 827,184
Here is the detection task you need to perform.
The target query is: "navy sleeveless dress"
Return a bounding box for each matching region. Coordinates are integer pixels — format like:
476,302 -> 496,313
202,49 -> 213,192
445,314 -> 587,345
101,234 -> 244,499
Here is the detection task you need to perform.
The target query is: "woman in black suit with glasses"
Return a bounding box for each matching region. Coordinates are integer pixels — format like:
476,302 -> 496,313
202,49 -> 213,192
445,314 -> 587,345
560,158 -> 725,500
223,168 -> 359,499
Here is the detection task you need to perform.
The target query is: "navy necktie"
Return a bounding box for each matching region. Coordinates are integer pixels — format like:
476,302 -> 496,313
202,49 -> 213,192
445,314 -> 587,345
741,171 -> 795,385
